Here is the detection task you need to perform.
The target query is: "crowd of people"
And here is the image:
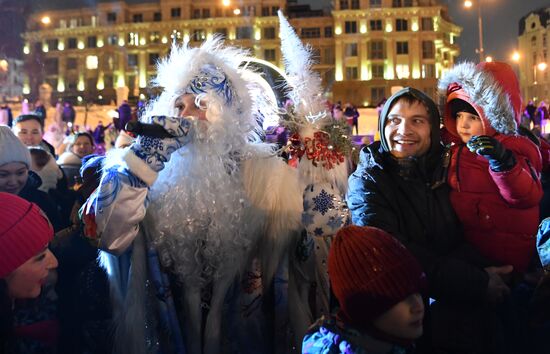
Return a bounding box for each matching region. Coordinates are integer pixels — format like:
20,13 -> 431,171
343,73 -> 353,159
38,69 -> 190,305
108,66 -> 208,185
2,11 -> 550,354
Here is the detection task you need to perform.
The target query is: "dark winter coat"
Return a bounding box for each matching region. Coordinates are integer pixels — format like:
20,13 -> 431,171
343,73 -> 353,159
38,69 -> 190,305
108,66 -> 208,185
347,88 -> 491,305
18,171 -> 63,232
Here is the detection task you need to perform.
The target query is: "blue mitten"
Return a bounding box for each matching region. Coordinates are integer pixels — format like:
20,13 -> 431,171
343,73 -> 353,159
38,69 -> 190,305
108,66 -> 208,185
130,115 -> 193,172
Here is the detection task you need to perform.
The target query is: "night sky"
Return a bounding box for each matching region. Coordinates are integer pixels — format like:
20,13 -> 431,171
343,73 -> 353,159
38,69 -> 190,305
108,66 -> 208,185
5,0 -> 550,63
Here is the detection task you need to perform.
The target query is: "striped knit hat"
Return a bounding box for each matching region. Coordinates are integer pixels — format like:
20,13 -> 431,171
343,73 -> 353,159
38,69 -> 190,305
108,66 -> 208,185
329,225 -> 427,329
0,192 -> 54,278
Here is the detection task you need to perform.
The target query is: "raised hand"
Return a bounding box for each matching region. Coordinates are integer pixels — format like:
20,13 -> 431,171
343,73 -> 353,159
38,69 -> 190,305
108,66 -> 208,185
467,135 -> 516,172
130,115 -> 193,172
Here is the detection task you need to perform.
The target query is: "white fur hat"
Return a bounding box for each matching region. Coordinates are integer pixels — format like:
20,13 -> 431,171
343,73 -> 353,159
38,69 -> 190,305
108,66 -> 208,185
0,125 -> 31,168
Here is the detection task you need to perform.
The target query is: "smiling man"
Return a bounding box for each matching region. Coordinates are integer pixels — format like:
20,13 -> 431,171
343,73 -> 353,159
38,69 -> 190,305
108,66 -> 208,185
347,87 -> 511,353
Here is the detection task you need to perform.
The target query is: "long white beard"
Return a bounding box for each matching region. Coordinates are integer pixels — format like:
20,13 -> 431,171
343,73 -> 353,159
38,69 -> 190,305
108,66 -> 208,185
147,120 -> 263,287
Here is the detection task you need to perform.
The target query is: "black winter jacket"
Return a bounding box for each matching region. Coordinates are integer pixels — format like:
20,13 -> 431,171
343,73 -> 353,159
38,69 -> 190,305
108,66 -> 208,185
347,88 -> 491,306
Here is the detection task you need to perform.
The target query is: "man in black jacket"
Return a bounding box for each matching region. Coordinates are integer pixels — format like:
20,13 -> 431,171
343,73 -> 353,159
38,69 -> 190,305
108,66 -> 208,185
347,87 -> 512,354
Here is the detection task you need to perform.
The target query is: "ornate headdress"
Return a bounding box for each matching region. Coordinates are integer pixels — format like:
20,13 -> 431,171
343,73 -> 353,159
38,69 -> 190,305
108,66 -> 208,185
278,11 -> 351,191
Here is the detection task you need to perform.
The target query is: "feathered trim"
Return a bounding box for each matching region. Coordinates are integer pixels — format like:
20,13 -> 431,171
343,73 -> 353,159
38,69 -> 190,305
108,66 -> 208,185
243,155 -> 303,289
438,62 -> 517,135
278,10 -> 326,120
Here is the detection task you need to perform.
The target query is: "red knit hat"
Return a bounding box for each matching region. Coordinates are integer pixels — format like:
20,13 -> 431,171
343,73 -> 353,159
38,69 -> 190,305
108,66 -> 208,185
329,225 -> 427,330
0,192 -> 54,278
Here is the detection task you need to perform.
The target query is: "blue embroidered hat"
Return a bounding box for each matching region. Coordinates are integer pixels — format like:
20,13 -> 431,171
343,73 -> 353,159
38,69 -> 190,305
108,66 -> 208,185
183,63 -> 236,106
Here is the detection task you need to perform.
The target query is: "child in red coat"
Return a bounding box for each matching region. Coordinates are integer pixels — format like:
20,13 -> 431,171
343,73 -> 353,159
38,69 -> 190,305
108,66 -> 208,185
439,61 -> 543,273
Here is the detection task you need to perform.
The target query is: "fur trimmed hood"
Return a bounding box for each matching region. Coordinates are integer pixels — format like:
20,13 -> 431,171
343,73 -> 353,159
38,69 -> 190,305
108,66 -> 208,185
438,61 -> 522,137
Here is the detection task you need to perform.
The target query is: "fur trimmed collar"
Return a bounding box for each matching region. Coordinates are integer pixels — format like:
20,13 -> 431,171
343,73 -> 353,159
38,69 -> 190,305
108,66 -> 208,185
438,62 -> 518,135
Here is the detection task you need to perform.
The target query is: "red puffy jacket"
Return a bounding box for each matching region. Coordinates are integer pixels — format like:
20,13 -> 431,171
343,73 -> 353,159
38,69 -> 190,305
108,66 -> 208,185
447,135 -> 542,272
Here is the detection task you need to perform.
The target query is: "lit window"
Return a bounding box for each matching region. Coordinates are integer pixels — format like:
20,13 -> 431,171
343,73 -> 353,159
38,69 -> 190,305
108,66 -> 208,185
86,55 -> 98,70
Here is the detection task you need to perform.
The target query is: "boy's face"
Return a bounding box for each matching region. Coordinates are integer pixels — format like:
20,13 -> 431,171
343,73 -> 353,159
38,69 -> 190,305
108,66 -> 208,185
373,293 -> 425,340
13,119 -> 43,146
456,111 -> 484,143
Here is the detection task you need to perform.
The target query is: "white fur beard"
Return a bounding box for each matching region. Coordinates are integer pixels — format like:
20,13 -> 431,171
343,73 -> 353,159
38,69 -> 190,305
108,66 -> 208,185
147,123 -> 261,287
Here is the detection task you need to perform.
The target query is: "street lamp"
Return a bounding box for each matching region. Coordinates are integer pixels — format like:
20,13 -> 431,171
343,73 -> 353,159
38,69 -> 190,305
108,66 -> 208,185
511,51 -> 520,63
41,16 -> 51,25
464,0 -> 484,62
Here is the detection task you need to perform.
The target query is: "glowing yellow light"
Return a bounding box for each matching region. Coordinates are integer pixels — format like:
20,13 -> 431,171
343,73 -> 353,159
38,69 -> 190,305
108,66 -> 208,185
97,76 -> 104,90
77,41 -> 85,50
207,32 -> 213,40
385,23 -> 393,32
42,43 -> 49,53
139,37 -> 146,46
335,69 -> 343,82
118,38 -> 125,46
0,60 -> 8,72
485,56 -> 493,62
222,0 -> 230,6
57,79 -> 65,92
538,62 -> 548,71
23,45 -> 30,54
77,96 -> 83,103
139,66 -> 147,88
23,84 -> 30,94
254,29 -> 261,41
334,26 -> 342,35
77,78 -> 85,91
412,69 -> 421,79
511,51 -> 520,62
57,41 -> 64,50
116,74 -> 125,88
233,8 -> 241,15
161,36 -> 168,44
41,16 -> 51,25
464,1 -> 473,8
86,55 -> 98,70
411,22 -> 419,32
183,33 -> 190,43
360,24 -> 367,34
97,39 -> 104,48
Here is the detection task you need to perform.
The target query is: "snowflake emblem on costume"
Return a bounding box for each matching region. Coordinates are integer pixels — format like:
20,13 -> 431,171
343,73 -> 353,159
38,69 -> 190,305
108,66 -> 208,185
312,189 -> 334,216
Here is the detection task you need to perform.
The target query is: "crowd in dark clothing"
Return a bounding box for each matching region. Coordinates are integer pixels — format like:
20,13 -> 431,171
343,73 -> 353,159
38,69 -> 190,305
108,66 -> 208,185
2,84 -> 550,353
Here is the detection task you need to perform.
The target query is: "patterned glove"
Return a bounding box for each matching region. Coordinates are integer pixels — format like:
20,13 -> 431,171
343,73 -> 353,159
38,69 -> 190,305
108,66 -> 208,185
467,135 -> 516,172
130,115 -> 193,172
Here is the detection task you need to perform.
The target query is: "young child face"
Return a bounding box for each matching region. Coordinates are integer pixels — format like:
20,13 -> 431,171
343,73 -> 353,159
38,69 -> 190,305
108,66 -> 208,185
72,135 -> 94,158
373,293 -> 424,340
13,119 -> 43,146
456,111 -> 484,143
6,247 -> 58,299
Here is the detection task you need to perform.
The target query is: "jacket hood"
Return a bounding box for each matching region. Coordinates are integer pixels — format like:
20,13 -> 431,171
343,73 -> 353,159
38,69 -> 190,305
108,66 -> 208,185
378,87 -> 441,158
439,61 -> 520,137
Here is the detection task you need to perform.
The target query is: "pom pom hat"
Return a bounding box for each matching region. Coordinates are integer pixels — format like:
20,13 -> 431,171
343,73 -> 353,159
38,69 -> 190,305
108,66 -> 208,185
0,125 -> 31,168
0,192 -> 54,278
328,225 -> 427,330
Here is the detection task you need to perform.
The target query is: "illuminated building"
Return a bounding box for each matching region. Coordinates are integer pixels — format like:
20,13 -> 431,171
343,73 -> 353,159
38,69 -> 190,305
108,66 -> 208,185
23,0 -> 460,105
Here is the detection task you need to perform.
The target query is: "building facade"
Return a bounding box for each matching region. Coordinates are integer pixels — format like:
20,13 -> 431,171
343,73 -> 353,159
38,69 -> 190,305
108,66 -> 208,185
518,7 -> 549,104
22,0 -> 461,106
0,58 -> 25,101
